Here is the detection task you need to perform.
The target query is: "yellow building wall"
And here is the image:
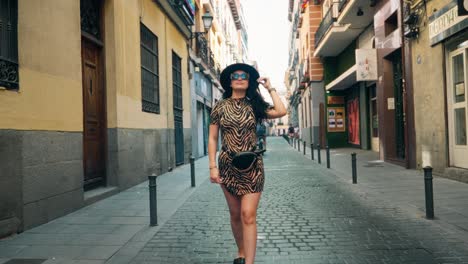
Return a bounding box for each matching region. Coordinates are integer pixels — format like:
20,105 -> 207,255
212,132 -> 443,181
411,0 -> 451,170
0,0 -> 82,131
0,0 -> 191,131
105,0 -> 191,130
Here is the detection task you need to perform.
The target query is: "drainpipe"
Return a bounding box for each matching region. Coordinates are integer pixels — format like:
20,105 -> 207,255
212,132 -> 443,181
400,0 -> 409,169
165,17 -> 172,170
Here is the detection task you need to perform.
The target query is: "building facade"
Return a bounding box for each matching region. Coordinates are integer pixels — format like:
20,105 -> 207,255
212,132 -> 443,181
407,0 -> 468,180
189,0 -> 249,158
291,0 -> 468,182
0,0 -> 194,236
287,0 -> 325,146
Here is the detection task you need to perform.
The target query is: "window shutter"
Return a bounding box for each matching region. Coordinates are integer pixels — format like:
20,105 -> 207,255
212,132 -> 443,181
0,0 -> 18,89
140,23 -> 160,114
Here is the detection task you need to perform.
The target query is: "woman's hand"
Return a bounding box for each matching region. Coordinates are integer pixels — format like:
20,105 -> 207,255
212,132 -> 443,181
210,168 -> 222,184
257,77 -> 272,90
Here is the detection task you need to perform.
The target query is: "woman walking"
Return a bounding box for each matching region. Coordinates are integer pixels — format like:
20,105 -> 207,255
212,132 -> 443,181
208,63 -> 286,264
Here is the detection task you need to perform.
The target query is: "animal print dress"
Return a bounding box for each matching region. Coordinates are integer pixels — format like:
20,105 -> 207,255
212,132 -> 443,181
210,97 -> 264,196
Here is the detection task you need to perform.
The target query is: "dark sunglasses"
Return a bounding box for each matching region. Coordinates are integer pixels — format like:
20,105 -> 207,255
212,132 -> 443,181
230,72 -> 249,80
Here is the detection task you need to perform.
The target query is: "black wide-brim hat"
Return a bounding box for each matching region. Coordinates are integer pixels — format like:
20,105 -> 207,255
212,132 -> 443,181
220,63 -> 260,91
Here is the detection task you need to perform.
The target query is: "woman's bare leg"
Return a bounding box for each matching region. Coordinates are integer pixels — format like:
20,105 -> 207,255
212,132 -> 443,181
241,192 -> 262,264
221,185 -> 245,258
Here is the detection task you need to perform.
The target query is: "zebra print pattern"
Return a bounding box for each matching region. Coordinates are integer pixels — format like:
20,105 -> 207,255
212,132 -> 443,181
210,97 -> 265,196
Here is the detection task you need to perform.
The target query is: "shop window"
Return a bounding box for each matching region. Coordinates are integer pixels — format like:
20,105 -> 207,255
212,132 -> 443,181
385,11 -> 398,37
455,108 -> 467,145
453,54 -> 465,103
140,23 -> 160,114
0,0 -> 19,89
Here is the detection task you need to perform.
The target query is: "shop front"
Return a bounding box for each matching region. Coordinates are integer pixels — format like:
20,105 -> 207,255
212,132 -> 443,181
411,0 -> 467,178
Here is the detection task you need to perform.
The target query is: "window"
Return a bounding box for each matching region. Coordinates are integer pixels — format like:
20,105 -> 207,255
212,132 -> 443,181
0,0 -> 19,89
385,11 -> 398,37
140,23 -> 160,114
172,52 -> 182,110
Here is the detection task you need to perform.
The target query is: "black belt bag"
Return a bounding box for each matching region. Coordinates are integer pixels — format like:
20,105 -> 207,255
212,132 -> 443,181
222,146 -> 265,172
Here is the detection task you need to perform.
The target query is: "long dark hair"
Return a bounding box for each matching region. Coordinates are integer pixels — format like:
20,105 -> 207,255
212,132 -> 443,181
222,82 -> 270,123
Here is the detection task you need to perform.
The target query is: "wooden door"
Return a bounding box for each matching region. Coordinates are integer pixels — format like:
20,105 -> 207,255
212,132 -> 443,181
82,39 -> 106,188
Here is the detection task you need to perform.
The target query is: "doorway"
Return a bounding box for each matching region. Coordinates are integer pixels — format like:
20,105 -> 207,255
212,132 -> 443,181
369,85 -> 379,152
81,0 -> 106,189
448,47 -> 468,168
81,38 -> 106,189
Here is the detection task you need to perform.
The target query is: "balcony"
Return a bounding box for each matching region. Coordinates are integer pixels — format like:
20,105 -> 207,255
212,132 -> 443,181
325,64 -> 357,91
337,0 -> 375,29
300,58 -> 310,84
315,8 -> 336,48
168,0 -> 194,26
313,2 -> 368,57
297,62 -> 309,91
195,33 -> 215,70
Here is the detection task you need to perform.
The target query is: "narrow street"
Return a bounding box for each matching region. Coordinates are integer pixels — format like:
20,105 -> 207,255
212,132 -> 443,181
131,138 -> 468,264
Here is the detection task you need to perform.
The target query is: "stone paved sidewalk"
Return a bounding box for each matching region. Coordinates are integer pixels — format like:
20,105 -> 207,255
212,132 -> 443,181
130,138 -> 468,264
1,137 -> 467,264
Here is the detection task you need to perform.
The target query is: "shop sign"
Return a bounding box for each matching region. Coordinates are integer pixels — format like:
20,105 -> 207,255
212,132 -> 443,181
356,49 -> 378,81
429,2 -> 468,46
328,107 -> 346,132
327,96 -> 345,105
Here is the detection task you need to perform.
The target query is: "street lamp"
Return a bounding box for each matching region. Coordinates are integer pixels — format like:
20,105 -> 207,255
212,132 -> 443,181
190,10 -> 213,39
201,11 -> 214,33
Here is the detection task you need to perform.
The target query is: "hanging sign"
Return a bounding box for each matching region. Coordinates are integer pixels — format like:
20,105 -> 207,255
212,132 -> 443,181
327,96 -> 345,105
356,49 -> 378,81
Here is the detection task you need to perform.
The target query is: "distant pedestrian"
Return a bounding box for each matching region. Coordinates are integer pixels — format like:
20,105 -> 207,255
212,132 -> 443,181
208,63 -> 287,264
288,125 -> 294,137
256,121 -> 267,150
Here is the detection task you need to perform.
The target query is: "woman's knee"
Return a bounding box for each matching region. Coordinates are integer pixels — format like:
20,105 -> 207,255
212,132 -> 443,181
230,210 -> 242,223
241,209 -> 257,225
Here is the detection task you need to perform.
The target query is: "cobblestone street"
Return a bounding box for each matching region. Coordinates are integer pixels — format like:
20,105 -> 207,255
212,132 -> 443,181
131,138 -> 468,264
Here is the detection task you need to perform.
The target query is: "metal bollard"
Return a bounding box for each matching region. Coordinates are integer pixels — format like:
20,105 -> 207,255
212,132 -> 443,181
351,153 -> 357,184
326,145 -> 330,169
317,144 -> 321,164
303,141 -> 306,155
148,173 -> 158,226
190,154 -> 196,187
423,167 -> 434,219
298,139 -> 301,152
311,144 -> 314,160
294,138 -> 296,149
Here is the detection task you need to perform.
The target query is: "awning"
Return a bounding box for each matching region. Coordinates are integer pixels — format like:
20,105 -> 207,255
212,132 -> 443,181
325,64 -> 357,91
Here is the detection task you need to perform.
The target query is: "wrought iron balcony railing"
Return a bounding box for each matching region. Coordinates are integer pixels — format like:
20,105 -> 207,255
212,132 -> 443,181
315,8 -> 336,47
195,33 -> 212,67
195,32 -> 218,78
0,58 -> 19,89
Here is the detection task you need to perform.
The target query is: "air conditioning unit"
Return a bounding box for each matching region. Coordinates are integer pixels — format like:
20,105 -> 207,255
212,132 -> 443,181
404,26 -> 419,39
